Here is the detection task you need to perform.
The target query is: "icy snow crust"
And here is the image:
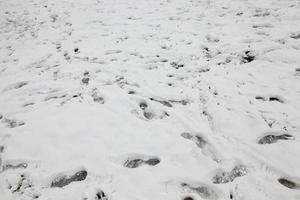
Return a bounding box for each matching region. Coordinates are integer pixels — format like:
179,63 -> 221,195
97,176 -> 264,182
0,0 -> 300,199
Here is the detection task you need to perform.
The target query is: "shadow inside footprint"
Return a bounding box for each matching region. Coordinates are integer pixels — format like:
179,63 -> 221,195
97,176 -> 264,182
149,98 -> 173,107
258,134 -> 293,144
194,135 -> 208,149
124,157 -> 160,168
51,169 -> 87,188
183,196 -> 194,200
255,95 -> 285,103
181,183 -> 218,200
241,50 -> 256,63
96,190 -> 108,200
278,178 -> 299,189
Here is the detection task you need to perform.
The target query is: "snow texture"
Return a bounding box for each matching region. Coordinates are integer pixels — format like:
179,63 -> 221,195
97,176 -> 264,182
0,0 -> 300,199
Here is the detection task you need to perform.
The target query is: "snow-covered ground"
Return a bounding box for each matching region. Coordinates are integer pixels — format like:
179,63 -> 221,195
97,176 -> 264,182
0,0 -> 300,199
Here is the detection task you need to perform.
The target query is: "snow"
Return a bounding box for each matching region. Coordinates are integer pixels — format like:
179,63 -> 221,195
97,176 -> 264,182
0,0 -> 300,199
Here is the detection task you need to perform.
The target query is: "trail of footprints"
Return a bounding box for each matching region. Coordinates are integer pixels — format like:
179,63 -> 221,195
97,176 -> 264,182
0,74 -> 298,200
181,132 -> 221,163
0,85 -> 298,199
2,132 -> 297,200
1,0 -> 299,199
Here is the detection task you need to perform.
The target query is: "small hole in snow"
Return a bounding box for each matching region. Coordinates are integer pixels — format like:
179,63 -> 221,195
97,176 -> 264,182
183,196 -> 194,200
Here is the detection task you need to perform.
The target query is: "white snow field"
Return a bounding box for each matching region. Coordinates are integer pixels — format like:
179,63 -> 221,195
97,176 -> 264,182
0,0 -> 300,199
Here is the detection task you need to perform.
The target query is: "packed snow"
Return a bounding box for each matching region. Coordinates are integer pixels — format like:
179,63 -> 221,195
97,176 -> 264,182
0,0 -> 300,199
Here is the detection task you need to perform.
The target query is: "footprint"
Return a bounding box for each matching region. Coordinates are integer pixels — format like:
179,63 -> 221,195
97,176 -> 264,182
44,93 -> 67,101
170,61 -> 185,69
181,183 -> 219,200
2,118 -> 25,128
123,156 -> 160,168
255,95 -> 285,103
169,99 -> 190,106
212,165 -> 247,184
50,14 -> 58,22
149,98 -> 173,107
13,81 -> 28,89
81,71 -> 90,85
128,90 -> 136,94
2,161 -> 27,171
290,32 -> 300,39
252,23 -> 273,28
50,169 -> 88,188
3,81 -> 28,91
278,178 -> 300,189
134,101 -> 168,120
181,132 -> 220,163
63,51 -> 71,60
149,98 -> 190,107
295,68 -> 300,76
139,102 -> 155,120
241,50 -> 256,63
258,133 -> 294,144
23,102 -> 35,107
8,174 -> 32,193
91,88 -> 104,104
96,189 -> 108,200
105,50 -> 122,55
269,97 -> 285,103
205,35 -> 220,43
